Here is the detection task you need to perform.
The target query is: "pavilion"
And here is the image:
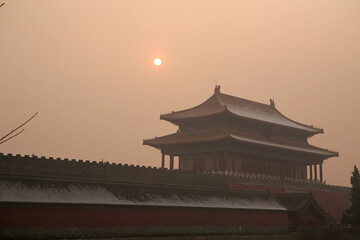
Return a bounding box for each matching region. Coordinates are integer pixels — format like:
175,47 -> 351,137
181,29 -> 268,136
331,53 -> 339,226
144,86 -> 338,182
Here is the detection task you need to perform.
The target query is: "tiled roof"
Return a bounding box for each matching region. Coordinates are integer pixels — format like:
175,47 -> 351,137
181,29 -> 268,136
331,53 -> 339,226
0,176 -> 286,211
274,193 -> 312,211
274,192 -> 326,214
160,87 -> 322,134
143,128 -> 338,157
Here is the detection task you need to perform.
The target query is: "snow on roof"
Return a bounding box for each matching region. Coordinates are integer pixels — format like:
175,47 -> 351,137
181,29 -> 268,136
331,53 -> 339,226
229,134 -> 337,157
0,178 -> 286,211
160,87 -> 322,134
274,193 -> 326,214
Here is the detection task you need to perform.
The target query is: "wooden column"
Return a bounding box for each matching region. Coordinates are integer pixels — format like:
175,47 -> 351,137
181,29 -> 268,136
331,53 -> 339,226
238,154 -> 242,173
213,152 -> 218,171
161,154 -> 165,169
320,163 -> 323,182
245,156 -> 249,174
265,157 -> 269,176
287,161 -> 291,178
301,163 -> 304,180
224,151 -> 228,171
249,155 -> 253,174
170,155 -> 174,170
309,164 -> 313,180
314,164 -> 318,181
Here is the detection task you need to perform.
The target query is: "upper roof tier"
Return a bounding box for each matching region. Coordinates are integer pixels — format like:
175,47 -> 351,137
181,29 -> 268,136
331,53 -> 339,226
161,86 -> 323,134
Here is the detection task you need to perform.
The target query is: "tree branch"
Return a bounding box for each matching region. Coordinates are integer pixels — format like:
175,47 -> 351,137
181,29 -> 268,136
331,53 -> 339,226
0,112 -> 38,143
0,129 -> 25,145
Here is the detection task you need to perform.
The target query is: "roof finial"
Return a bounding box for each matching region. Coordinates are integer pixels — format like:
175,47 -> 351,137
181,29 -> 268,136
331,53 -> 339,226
270,99 -> 275,107
215,85 -> 221,94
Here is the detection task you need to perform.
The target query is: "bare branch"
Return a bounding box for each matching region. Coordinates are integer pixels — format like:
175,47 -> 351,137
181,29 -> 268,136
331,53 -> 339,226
0,112 -> 38,143
0,129 -> 25,145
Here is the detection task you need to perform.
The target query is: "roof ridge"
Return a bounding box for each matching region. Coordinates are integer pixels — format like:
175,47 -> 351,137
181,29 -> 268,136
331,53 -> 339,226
160,92 -> 225,119
217,92 -> 272,108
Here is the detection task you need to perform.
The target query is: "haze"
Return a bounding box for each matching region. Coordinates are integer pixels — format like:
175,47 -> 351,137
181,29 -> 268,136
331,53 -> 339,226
0,0 -> 359,187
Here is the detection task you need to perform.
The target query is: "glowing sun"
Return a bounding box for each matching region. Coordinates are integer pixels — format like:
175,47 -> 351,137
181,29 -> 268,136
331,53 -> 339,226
154,58 -> 162,66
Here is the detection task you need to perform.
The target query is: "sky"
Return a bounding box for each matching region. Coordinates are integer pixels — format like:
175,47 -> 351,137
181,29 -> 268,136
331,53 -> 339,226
0,0 -> 359,187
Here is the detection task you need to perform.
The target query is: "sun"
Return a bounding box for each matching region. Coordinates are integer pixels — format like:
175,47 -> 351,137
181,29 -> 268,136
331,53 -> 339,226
154,58 -> 162,66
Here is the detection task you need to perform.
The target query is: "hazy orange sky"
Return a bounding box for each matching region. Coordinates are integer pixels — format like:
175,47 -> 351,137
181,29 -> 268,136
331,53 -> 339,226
0,0 -> 359,186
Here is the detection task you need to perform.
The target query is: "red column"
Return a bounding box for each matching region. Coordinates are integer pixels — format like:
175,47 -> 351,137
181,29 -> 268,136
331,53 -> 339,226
161,154 -> 165,169
287,161 -> 291,178
250,155 -> 254,174
213,152 -> 218,171
224,151 -> 228,171
265,157 -> 269,176
314,164 -> 318,181
320,163 -> 323,182
178,155 -> 181,170
170,155 -> 174,170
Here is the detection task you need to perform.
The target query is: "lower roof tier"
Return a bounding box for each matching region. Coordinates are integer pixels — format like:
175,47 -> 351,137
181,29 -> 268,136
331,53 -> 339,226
143,128 -> 338,159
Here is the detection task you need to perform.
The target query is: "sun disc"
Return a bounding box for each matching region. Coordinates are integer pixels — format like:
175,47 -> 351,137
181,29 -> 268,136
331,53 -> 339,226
154,58 -> 162,66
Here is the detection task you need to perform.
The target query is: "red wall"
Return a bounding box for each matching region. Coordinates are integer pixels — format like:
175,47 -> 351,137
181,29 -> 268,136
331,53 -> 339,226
312,190 -> 349,221
0,207 -> 288,228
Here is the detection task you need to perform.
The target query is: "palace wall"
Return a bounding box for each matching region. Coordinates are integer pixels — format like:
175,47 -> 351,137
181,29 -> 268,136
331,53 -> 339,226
1,206 -> 287,228
0,153 -> 350,221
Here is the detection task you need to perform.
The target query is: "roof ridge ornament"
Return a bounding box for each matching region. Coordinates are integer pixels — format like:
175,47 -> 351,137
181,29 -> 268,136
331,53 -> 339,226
270,99 -> 275,108
215,85 -> 221,94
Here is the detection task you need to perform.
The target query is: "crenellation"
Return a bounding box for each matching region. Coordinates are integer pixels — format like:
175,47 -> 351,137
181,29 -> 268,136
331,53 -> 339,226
0,152 -> 349,194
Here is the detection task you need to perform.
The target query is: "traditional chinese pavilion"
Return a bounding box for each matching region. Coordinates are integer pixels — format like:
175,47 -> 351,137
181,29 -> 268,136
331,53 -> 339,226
143,86 -> 338,182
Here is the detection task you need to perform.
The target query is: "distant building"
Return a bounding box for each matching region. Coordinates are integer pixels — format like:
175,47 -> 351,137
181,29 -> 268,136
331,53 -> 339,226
275,192 -> 328,228
144,85 -> 338,182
